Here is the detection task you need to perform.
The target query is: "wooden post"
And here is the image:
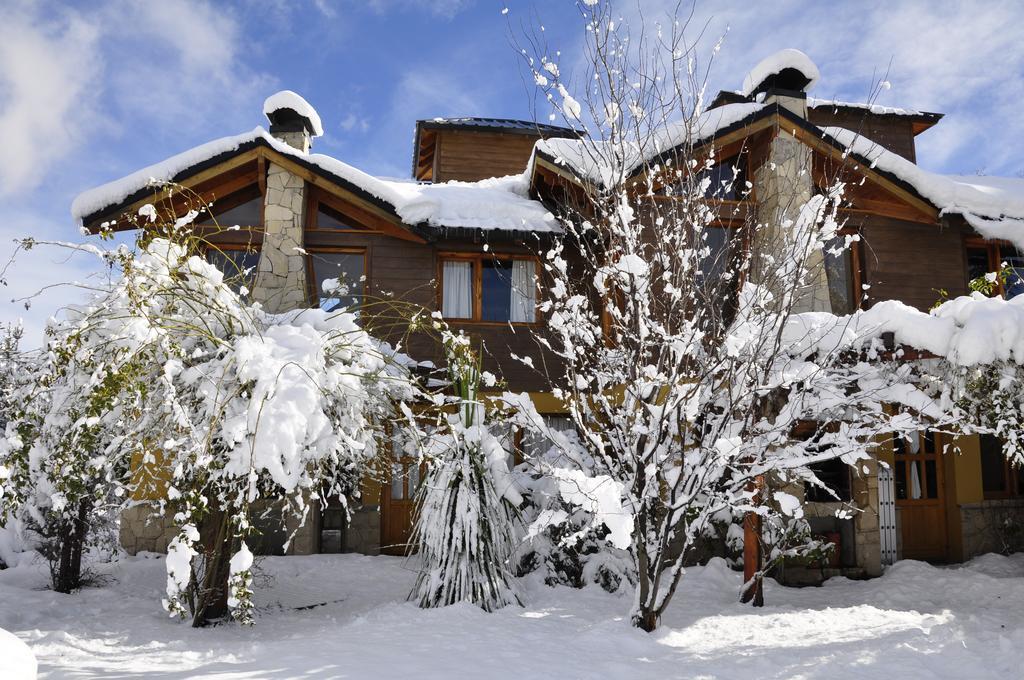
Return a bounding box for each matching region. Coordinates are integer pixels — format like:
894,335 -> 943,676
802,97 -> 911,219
740,474 -> 764,607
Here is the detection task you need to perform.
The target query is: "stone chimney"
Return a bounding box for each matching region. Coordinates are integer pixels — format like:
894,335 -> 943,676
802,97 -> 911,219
253,91 -> 325,315
744,50 -> 832,314
263,90 -> 323,153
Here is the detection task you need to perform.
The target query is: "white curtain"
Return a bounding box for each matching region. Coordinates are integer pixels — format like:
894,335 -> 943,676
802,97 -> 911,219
442,260 -> 472,318
910,461 -> 923,500
510,259 -> 536,322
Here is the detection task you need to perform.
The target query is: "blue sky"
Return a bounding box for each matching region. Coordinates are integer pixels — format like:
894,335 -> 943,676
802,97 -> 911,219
2,0 -> 1023,344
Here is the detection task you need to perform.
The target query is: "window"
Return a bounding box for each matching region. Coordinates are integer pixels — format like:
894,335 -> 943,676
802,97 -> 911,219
980,434 -> 1024,499
308,250 -> 366,312
805,458 -> 853,502
893,431 -> 941,501
824,235 -> 857,315
199,186 -> 262,228
696,157 -> 746,200
314,202 -> 358,231
966,241 -> 1024,299
440,254 -> 537,323
205,247 -> 260,294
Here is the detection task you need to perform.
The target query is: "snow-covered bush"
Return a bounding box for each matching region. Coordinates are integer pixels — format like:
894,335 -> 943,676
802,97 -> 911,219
511,431 -> 635,593
410,332 -> 523,612
0,196 -> 423,624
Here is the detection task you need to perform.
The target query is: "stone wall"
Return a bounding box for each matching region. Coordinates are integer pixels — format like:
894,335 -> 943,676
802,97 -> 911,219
120,505 -> 177,555
959,499 -> 1024,558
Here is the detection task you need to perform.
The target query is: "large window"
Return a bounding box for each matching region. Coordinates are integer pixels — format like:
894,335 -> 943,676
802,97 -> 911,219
440,254 -> 538,323
694,157 -> 747,201
308,250 -> 366,312
966,240 -> 1024,299
980,434 -> 1024,499
205,247 -> 260,294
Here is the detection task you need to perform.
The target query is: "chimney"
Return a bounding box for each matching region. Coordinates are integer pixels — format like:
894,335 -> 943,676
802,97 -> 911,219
740,48 -> 819,119
263,90 -> 323,153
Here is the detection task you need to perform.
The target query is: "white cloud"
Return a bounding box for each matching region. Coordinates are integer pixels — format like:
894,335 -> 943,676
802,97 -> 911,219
364,0 -> 471,18
0,3 -> 101,196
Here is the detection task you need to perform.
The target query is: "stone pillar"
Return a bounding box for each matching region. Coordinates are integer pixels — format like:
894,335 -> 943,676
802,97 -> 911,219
852,457 -> 883,576
751,120 -> 831,314
253,163 -> 308,313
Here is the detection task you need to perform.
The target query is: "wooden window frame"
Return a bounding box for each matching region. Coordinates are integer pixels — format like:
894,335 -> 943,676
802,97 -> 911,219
892,430 -> 944,505
305,246 -> 370,309
437,252 -> 542,326
979,434 -> 1024,500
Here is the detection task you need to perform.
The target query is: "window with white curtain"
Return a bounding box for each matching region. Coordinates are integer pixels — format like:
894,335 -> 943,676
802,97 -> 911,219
440,255 -> 537,323
510,259 -> 536,322
442,260 -> 473,318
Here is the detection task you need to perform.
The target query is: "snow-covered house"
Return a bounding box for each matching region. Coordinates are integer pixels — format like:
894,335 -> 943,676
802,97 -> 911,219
73,51 -> 1024,577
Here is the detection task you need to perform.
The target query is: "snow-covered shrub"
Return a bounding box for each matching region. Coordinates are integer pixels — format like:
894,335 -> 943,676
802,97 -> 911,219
0,194 -> 423,624
410,332 -> 522,612
511,435 -> 635,593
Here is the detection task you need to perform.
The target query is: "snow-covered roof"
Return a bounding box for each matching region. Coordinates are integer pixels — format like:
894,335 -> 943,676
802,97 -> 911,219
72,128 -> 559,234
263,90 -> 323,137
807,98 -> 926,117
821,126 -> 1024,247
740,49 -> 820,97
533,102 -> 765,186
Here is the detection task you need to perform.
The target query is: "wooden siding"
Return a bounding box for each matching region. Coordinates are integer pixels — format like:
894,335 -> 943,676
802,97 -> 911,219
808,108 -> 918,162
433,130 -> 539,182
313,229 -> 561,393
858,215 -> 967,311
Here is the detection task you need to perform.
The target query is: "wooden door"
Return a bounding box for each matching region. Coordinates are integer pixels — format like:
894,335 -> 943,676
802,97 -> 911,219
894,431 -> 948,561
380,453 -> 421,556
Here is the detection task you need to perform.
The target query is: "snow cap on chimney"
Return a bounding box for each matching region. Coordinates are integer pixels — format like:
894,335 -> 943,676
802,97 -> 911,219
263,90 -> 323,152
740,49 -> 820,98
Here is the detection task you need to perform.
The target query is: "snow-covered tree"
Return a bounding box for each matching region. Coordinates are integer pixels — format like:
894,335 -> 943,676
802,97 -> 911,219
410,331 -> 523,612
0,192 -> 423,623
511,2 -> 941,631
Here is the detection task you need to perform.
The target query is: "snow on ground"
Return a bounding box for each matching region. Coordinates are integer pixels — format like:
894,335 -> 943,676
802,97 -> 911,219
1,552 -> 1023,679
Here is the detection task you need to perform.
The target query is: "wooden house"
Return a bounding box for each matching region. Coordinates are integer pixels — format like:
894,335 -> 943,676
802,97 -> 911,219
73,50 -> 1024,576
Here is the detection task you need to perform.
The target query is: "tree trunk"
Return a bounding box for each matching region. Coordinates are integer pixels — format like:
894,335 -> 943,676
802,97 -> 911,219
740,474 -> 764,607
192,510 -> 234,627
53,498 -> 92,594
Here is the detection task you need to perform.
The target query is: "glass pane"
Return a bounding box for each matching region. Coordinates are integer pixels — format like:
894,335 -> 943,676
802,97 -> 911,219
1000,247 -> 1024,299
311,252 -> 364,312
407,463 -> 420,497
980,434 -> 1008,493
696,159 -> 742,200
206,248 -> 260,294
391,463 -> 403,500
925,460 -> 938,499
824,237 -> 854,314
966,247 -> 991,287
316,203 -> 355,230
481,259 -> 514,322
895,461 -> 907,500
923,431 -> 936,454
805,457 -> 852,502
200,195 -> 262,227
909,461 -> 923,499
893,434 -> 907,456
442,260 -> 473,318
